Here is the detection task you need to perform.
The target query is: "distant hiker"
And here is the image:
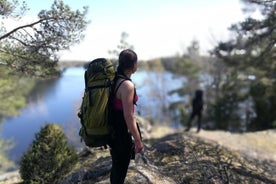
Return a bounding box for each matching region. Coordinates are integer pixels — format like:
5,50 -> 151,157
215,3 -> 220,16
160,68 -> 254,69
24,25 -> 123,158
109,49 -> 144,184
185,89 -> 204,133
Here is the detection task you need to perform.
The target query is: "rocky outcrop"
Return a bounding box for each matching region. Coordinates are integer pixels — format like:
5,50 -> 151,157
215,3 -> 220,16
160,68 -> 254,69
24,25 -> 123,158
60,132 -> 276,184
1,123 -> 275,184
0,171 -> 21,184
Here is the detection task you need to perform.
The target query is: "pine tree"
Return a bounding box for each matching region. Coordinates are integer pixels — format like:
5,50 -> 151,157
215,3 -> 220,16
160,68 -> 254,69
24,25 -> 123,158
19,123 -> 78,184
212,0 -> 276,130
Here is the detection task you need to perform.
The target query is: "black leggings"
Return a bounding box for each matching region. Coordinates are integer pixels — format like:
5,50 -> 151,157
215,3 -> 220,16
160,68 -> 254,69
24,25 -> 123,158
109,130 -> 132,184
187,111 -> 202,131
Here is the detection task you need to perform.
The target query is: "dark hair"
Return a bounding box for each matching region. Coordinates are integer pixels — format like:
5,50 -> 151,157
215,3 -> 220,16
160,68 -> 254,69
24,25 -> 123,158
117,49 -> 137,75
195,89 -> 203,100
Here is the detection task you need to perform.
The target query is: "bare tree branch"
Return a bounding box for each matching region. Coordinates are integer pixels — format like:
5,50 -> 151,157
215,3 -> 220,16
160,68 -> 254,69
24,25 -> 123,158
0,18 -> 48,40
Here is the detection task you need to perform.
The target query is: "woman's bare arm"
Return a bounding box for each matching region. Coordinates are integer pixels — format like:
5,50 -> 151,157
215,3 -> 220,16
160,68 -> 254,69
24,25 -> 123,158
119,80 -> 143,153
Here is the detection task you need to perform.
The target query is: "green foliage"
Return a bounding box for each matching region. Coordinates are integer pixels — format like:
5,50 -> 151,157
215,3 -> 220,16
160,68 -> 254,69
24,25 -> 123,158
0,137 -> 15,174
0,46 -> 61,77
161,40 -> 202,99
0,0 -> 28,18
179,107 -> 188,127
144,58 -> 165,71
211,0 -> 276,131
19,123 -> 78,184
207,69 -> 250,130
0,64 -> 36,173
161,55 -> 200,78
145,54 -> 201,95
249,82 -> 276,130
209,94 -> 240,130
0,65 -> 36,118
0,0 -> 89,77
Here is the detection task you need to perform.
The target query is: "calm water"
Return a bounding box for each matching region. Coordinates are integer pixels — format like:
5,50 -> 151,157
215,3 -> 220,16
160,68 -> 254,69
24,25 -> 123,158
1,67 -> 184,164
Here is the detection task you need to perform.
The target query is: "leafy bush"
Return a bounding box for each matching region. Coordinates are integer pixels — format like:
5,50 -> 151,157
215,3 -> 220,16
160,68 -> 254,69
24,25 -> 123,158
19,123 -> 78,184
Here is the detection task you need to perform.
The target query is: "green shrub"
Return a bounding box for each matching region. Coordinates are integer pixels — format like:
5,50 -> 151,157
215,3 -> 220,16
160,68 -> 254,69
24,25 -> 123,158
179,107 -> 188,127
19,123 -> 78,184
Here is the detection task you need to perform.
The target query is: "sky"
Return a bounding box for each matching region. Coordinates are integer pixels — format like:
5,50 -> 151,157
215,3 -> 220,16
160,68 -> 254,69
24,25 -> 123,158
5,0 -> 249,61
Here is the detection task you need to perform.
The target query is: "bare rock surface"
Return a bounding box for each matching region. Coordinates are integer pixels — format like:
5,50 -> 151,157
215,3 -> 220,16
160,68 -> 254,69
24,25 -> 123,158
1,126 -> 276,184
60,127 -> 276,184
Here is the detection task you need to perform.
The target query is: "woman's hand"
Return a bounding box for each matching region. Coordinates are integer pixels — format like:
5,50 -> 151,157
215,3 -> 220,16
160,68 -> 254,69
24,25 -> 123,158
135,139 -> 144,153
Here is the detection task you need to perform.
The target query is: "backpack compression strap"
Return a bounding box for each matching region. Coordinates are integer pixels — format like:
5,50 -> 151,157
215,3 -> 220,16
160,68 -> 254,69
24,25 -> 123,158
86,80 -> 112,92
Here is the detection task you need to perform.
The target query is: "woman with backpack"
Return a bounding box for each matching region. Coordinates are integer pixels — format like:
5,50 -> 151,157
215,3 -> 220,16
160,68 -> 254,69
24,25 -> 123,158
109,49 -> 144,184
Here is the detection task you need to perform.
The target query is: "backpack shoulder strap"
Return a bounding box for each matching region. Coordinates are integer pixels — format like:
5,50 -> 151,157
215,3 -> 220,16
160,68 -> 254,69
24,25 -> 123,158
113,75 -> 137,105
112,73 -> 130,94
117,74 -> 131,81
114,79 -> 127,96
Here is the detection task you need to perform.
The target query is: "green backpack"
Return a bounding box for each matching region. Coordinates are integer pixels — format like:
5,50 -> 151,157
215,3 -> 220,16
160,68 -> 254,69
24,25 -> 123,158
78,58 -> 115,147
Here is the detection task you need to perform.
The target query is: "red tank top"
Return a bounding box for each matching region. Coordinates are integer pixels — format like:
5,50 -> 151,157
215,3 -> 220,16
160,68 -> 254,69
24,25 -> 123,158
113,94 -> 138,111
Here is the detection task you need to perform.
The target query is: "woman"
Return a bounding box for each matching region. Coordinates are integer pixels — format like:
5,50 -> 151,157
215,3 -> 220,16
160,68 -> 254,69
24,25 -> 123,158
109,49 -> 144,184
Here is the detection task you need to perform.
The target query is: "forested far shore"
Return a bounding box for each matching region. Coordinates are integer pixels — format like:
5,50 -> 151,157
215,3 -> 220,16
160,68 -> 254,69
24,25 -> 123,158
58,61 -> 88,68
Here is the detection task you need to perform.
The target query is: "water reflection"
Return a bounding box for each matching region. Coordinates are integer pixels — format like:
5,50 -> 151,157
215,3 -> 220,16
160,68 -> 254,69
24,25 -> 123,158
1,67 -> 85,165
0,65 -> 37,172
0,67 -> 184,169
133,71 -> 185,122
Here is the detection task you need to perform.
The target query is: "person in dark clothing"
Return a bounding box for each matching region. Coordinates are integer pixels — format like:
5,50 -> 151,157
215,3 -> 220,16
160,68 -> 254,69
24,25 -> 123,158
109,49 -> 143,184
185,89 -> 204,133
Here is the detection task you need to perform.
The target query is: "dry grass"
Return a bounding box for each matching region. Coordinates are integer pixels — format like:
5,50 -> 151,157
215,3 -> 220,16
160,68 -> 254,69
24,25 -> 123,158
193,129 -> 276,161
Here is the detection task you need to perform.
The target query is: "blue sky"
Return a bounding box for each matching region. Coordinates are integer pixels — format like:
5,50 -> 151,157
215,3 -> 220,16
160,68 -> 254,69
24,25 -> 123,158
8,0 -> 249,60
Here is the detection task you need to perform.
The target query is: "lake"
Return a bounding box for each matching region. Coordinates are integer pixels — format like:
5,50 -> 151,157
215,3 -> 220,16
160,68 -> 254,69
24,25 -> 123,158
1,67 -> 184,165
